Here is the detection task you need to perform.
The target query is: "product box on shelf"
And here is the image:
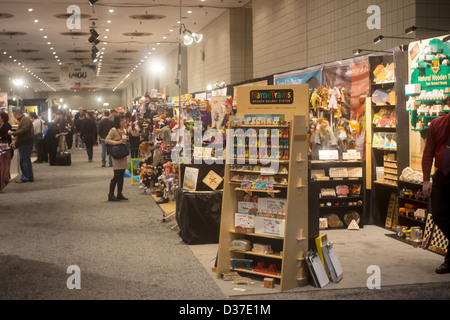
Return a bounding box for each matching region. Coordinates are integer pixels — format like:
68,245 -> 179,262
257,198 -> 287,214
254,216 -> 286,238
405,84 -> 421,96
235,213 -> 255,231
238,201 -> 258,214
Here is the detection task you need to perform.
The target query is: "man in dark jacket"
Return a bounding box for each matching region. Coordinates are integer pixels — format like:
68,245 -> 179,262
80,112 -> 98,162
98,110 -> 114,167
8,108 -> 35,183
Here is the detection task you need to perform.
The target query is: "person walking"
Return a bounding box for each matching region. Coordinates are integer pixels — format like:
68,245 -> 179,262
39,112 -> 49,162
80,112 -> 97,162
65,114 -> 74,150
98,110 -> 114,167
422,98 -> 450,274
105,115 -> 129,201
8,108 -> 34,183
29,112 -> 45,163
74,107 -> 85,149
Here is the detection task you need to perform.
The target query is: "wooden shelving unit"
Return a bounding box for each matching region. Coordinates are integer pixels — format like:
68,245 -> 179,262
216,85 -> 313,292
367,51 -> 409,226
308,160 -> 366,229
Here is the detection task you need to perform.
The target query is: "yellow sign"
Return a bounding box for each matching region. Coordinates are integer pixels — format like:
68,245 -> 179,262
25,106 -> 38,114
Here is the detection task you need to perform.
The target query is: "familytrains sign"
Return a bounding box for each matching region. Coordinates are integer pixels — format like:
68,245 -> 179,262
250,89 -> 294,105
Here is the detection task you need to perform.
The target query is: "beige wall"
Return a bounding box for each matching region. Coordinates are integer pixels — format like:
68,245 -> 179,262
47,90 -> 123,110
116,0 -> 450,101
252,0 -> 417,78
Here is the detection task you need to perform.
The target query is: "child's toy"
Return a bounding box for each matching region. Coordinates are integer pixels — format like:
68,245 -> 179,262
231,239 -> 252,252
263,278 -> 276,289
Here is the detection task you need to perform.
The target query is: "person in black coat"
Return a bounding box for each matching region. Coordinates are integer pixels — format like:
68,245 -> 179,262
80,112 -> 97,162
45,115 -> 65,166
0,112 -> 12,145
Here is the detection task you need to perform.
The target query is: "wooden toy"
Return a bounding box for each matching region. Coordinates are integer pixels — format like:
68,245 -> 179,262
231,258 -> 253,270
233,277 -> 255,285
231,239 -> 252,252
263,278 -> 276,289
222,272 -> 240,281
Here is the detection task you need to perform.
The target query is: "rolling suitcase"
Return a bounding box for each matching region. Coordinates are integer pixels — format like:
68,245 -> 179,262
55,152 -> 71,166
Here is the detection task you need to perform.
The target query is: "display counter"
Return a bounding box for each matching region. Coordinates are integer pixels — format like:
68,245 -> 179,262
0,149 -> 12,190
175,163 -> 225,245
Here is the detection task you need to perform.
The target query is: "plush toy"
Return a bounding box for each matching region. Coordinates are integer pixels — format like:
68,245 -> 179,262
317,87 -> 330,110
310,117 -> 338,160
328,87 -> 342,120
310,90 -> 320,111
334,118 -> 356,158
220,96 -> 234,129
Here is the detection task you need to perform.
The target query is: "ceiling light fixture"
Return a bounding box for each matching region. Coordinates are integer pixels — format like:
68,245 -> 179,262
180,23 -> 203,46
405,26 -> 450,35
374,35 -> 415,44
88,0 -> 99,5
353,49 -> 392,56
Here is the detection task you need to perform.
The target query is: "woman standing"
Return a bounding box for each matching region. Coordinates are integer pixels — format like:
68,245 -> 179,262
80,112 -> 97,162
45,115 -> 65,166
105,115 -> 129,201
65,114 -> 74,150
0,112 -> 12,145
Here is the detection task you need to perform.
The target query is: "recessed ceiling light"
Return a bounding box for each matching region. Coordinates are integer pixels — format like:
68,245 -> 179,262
43,35 -> 48,38
50,47 -> 54,50
53,52 -> 56,54
34,19 -> 38,23
187,11 -> 192,14
109,9 -> 114,13
107,20 -> 111,23
55,56 -> 58,58
170,29 -> 173,32
47,42 -> 51,45
39,28 -> 44,31
163,36 -> 167,39
106,29 -> 110,32
28,8 -> 33,12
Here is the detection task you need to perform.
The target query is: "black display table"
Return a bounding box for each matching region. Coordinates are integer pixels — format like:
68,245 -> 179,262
175,163 -> 224,245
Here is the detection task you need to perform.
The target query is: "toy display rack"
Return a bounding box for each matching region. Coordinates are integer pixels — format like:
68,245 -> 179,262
216,112 -> 309,292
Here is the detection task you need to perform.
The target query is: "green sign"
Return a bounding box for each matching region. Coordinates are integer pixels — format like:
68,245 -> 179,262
411,38 -> 450,90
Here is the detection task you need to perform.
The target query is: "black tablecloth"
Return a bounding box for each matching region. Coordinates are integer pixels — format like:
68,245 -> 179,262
176,190 -> 223,245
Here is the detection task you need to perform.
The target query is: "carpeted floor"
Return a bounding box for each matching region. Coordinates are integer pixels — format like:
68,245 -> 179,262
0,146 -> 449,301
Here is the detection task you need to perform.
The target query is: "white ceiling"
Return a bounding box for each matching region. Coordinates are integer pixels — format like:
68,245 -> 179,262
0,0 -> 250,93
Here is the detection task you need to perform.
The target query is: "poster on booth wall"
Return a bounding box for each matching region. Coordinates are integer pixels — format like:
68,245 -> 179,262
274,68 -> 322,90
407,35 -> 450,171
24,106 -> 37,114
210,96 -> 227,130
0,93 -> 7,114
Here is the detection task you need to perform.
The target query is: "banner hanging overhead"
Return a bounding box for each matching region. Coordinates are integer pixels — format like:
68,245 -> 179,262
60,65 -> 96,86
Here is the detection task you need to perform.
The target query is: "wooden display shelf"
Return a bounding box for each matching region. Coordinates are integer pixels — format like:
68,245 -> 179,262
230,169 -> 289,175
217,98 -> 310,293
230,181 -> 288,188
229,249 -> 283,260
229,230 -> 284,240
230,267 -> 282,279
231,124 -> 290,129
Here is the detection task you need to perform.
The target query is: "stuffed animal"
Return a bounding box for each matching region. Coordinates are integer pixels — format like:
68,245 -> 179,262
220,96 -> 234,129
334,118 -> 356,158
310,117 -> 338,160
